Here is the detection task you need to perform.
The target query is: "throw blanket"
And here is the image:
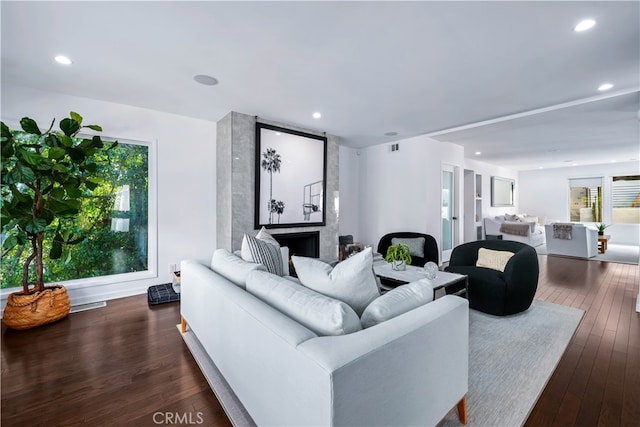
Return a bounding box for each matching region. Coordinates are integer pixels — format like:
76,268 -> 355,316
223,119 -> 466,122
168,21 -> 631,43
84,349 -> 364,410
500,222 -> 530,237
553,223 -> 573,240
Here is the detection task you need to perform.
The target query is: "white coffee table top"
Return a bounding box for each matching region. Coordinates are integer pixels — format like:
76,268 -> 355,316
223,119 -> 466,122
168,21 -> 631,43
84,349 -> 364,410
373,262 -> 466,290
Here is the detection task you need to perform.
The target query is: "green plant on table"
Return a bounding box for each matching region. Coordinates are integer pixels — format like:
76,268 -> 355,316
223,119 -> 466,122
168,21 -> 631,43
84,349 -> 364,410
384,243 -> 412,265
596,223 -> 609,232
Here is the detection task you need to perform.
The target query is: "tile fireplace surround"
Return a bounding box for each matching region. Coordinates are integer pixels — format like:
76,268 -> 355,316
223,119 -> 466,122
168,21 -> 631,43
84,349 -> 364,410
216,111 -> 339,260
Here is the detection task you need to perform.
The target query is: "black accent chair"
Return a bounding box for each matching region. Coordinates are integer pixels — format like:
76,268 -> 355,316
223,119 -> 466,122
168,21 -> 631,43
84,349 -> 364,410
445,240 -> 539,316
377,232 -> 439,267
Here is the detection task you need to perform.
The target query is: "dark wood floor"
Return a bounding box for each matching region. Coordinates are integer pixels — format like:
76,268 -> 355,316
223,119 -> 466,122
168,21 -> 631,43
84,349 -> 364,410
2,255 -> 638,426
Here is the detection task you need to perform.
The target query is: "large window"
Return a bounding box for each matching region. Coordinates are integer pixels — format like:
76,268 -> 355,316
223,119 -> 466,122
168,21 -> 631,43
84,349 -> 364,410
612,175 -> 640,224
569,177 -> 603,222
1,135 -> 152,289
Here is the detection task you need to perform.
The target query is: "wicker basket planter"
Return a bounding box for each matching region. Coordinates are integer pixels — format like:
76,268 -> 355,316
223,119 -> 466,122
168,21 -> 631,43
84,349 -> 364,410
2,285 -> 71,330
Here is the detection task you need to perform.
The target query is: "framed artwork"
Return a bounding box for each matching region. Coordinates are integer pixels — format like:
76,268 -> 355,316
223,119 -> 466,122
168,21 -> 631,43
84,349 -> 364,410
255,123 -> 327,229
491,176 -> 515,207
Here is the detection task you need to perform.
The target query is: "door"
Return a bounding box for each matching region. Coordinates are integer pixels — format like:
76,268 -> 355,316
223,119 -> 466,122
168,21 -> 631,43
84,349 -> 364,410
441,165 -> 458,262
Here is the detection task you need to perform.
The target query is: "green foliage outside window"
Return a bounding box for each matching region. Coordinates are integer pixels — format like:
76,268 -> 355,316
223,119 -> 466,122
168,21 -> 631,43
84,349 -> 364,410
1,130 -> 149,289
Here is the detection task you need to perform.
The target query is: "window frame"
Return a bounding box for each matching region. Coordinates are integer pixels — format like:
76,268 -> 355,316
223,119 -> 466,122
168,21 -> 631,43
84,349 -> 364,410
0,126 -> 158,296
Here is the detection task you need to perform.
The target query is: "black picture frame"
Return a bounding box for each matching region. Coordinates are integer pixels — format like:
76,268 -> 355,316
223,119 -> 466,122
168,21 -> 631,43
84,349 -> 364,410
491,176 -> 515,207
255,122 -> 327,229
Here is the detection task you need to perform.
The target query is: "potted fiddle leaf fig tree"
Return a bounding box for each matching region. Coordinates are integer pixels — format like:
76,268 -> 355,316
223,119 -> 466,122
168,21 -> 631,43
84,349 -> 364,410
384,243 -> 412,271
1,112 -> 116,329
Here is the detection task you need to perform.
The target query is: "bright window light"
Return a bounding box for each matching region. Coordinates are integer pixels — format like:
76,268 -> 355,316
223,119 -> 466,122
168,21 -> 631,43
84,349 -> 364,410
598,83 -> 614,91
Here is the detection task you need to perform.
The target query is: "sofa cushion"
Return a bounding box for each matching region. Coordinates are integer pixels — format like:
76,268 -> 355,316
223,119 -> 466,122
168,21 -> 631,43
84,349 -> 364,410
292,247 -> 380,316
505,213 -> 519,222
391,237 -> 425,258
210,248 -> 266,289
361,279 -> 434,328
241,234 -> 284,276
246,270 -> 362,336
476,247 -> 514,272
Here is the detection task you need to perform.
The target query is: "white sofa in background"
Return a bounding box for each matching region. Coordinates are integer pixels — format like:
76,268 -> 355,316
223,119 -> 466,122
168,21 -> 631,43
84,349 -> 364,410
484,216 -> 545,247
180,250 -> 469,427
544,223 -> 598,258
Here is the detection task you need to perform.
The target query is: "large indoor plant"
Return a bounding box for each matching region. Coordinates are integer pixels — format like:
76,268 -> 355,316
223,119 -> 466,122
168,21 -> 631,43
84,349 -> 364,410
1,112 -> 116,329
384,243 -> 412,271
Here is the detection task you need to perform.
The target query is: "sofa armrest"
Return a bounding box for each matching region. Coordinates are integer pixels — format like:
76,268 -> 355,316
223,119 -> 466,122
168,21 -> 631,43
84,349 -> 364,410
298,295 -> 469,426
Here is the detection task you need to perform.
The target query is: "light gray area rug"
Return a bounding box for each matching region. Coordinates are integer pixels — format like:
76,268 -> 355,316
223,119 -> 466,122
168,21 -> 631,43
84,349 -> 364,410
439,300 -> 584,427
179,300 -> 583,427
536,243 -> 639,265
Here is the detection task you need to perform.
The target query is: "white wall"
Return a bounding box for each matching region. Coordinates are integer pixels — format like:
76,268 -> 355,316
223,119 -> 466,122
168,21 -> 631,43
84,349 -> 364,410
464,158 -> 520,218
519,161 -> 640,245
357,135 -> 464,262
338,146 -> 360,240
1,85 -> 217,306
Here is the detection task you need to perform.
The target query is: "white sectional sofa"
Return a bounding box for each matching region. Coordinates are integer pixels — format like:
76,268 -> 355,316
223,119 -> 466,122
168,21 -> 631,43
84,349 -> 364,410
180,248 -> 469,426
544,223 -> 598,258
484,216 -> 545,247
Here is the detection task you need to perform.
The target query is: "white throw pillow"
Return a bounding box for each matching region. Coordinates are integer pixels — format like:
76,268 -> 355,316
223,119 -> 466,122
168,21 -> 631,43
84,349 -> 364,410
292,247 -> 380,316
246,270 -> 362,336
476,248 -> 515,272
210,249 -> 266,289
361,279 -> 434,328
256,226 -> 280,247
241,234 -> 284,276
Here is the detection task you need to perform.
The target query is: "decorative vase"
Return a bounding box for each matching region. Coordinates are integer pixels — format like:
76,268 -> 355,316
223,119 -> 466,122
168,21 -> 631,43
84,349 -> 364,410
391,260 -> 407,271
2,285 -> 71,330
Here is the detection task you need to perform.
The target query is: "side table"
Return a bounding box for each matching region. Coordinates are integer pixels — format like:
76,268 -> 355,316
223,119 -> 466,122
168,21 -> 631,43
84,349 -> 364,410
597,234 -> 610,254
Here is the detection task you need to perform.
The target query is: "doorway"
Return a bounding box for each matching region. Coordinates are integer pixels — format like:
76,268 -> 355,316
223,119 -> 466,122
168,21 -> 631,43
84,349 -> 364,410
441,164 -> 459,262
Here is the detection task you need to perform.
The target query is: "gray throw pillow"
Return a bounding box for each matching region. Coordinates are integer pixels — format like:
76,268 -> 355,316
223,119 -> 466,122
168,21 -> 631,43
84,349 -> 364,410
391,237 -> 425,258
241,234 -> 284,276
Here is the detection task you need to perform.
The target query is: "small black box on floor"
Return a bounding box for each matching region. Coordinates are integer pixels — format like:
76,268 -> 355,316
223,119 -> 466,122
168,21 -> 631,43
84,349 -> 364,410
485,234 -> 503,240
147,283 -> 180,305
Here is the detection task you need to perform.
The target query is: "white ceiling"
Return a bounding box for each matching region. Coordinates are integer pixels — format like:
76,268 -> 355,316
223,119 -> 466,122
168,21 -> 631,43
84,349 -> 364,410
2,1 -> 639,171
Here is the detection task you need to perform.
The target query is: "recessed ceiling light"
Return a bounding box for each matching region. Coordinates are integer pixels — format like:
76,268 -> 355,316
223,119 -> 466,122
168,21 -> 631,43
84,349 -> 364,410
574,19 -> 596,32
384,131 -> 398,136
54,55 -> 72,65
598,83 -> 614,91
193,74 -> 219,86
275,132 -> 282,136
538,166 -> 544,169
610,160 -> 616,163
572,163 -> 578,166
475,151 -> 481,156
312,112 -> 322,119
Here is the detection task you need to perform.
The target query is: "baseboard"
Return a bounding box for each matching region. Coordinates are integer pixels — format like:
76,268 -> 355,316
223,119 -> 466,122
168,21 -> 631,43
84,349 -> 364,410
177,325 -> 256,427
70,301 -> 107,313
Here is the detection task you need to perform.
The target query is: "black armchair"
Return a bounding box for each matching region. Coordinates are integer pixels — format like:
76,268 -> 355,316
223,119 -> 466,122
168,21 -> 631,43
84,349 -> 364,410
377,232 -> 438,267
445,240 -> 539,316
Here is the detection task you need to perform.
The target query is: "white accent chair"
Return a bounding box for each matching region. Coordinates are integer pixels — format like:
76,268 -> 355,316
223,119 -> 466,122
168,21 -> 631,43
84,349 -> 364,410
544,224 -> 598,258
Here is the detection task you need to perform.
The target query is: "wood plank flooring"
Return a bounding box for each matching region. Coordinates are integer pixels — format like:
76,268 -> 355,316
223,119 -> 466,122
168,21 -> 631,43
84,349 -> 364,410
525,256 -> 639,427
2,255 -> 638,426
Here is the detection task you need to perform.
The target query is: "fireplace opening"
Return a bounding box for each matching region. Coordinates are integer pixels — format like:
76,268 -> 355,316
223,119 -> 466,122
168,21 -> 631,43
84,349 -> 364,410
272,231 -> 320,259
